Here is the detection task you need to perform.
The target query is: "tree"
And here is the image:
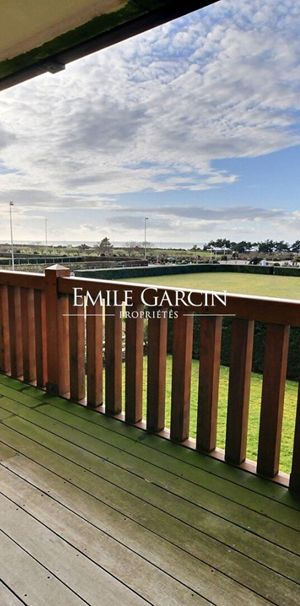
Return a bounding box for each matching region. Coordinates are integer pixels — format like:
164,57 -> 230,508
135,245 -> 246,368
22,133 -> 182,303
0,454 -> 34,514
274,240 -> 289,252
78,243 -> 90,251
97,237 -> 113,256
291,241 -> 300,253
231,241 -> 252,253
207,238 -> 231,249
258,239 -> 275,253
126,242 -> 141,256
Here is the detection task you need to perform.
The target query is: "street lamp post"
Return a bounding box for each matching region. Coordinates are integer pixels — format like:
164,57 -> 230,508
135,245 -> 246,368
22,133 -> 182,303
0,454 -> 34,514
45,218 -> 48,246
9,201 -> 15,271
144,217 -> 149,259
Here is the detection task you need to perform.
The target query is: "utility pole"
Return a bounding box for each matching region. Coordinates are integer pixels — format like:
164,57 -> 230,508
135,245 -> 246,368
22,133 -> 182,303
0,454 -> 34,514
9,201 -> 15,271
45,218 -> 48,246
144,217 -> 149,259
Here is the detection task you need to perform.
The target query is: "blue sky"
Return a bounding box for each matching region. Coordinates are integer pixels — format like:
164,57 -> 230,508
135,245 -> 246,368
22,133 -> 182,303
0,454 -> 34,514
0,0 -> 300,244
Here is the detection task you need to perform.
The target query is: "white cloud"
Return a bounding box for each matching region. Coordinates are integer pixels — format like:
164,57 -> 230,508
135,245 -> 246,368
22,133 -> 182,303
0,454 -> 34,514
0,0 -> 299,241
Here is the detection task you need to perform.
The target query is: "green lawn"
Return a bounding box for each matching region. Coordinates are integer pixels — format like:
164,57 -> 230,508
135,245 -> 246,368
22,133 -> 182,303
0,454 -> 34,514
117,356 -> 297,475
117,271 -> 300,474
124,271 -> 300,300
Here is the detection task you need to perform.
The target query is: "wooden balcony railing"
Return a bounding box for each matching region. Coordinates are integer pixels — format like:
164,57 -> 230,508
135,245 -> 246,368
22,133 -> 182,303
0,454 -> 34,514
0,265 -> 300,494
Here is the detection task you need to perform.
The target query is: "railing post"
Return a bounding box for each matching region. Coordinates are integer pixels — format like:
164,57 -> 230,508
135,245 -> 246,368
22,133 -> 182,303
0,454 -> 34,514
290,382 -> 300,494
86,300 -> 103,408
197,316 -> 222,452
147,313 -> 168,433
0,285 -> 10,374
170,312 -> 193,442
225,319 -> 254,464
21,288 -> 36,383
45,265 -> 70,396
105,307 -> 123,415
8,286 -> 23,379
257,324 -> 290,478
125,303 -> 144,424
34,290 -> 48,388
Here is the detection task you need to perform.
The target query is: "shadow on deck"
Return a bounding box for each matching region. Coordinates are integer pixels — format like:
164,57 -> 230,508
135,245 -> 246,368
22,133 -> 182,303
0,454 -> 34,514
0,374 -> 299,606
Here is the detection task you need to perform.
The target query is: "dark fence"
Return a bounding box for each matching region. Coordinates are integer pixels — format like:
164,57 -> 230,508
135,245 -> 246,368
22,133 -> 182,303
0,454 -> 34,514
75,262 -> 300,280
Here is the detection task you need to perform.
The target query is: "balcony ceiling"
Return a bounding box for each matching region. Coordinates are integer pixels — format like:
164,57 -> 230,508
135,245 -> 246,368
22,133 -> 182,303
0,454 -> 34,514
0,0 -> 218,92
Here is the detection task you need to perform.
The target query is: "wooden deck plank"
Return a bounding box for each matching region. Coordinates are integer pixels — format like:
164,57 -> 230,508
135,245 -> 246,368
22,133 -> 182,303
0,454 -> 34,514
2,384 -> 299,528
0,441 -> 16,461
0,407 -> 15,420
0,531 -> 86,606
13,378 -> 298,511
35,400 -> 300,531
0,466 -> 212,606
0,494 -> 149,606
1,376 -> 300,606
0,375 -> 28,390
65,414 -> 299,512
0,422 -> 299,606
0,446 -> 271,606
0,581 -> 25,606
1,395 -> 299,550
0,385 -> 44,406
2,410 -> 298,582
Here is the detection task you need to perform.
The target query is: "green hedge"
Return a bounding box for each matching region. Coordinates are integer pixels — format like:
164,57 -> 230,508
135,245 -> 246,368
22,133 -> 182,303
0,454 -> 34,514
76,263 -> 300,379
75,262 -> 300,280
167,317 -> 300,380
274,266 -> 300,277
75,263 -> 230,279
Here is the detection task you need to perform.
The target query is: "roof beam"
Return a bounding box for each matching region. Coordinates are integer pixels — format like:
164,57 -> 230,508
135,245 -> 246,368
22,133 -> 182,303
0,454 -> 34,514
0,1 -> 218,92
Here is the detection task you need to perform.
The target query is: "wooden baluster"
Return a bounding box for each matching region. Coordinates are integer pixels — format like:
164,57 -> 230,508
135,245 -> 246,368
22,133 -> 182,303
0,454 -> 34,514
257,324 -> 290,477
0,285 -> 10,374
170,312 -> 193,442
34,290 -> 48,388
225,319 -> 254,464
45,265 -> 70,396
57,295 -> 70,397
105,306 -> 122,415
69,296 -> 85,402
8,286 -> 23,379
125,304 -> 144,424
290,382 -> 300,494
147,313 -> 168,433
21,288 -> 36,384
86,300 -> 103,408
197,316 -> 222,452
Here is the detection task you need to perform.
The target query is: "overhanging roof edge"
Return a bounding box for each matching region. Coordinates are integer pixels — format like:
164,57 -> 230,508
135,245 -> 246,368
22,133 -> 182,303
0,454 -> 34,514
0,0 -> 218,92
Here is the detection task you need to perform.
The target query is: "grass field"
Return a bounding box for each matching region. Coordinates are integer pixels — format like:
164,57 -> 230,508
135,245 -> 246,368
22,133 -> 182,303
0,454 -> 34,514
124,271 -> 300,299
117,357 -> 297,474
118,271 -> 299,473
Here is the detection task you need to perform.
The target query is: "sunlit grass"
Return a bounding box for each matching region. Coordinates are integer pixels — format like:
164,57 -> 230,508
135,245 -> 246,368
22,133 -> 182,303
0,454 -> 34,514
124,272 -> 300,300
115,271 -> 300,474
118,356 -> 297,474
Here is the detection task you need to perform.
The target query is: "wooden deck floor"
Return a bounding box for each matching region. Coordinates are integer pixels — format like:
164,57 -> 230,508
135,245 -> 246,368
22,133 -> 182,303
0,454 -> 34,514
0,375 -> 300,606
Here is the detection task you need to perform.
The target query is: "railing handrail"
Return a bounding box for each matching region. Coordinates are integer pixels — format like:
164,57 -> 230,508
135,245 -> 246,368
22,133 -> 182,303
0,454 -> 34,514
0,265 -> 300,493
0,269 -> 44,290
56,274 -> 300,326
0,267 -> 299,314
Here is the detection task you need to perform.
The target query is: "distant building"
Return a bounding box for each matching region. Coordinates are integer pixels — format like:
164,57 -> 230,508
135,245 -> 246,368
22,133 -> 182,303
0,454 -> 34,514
208,247 -> 231,254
